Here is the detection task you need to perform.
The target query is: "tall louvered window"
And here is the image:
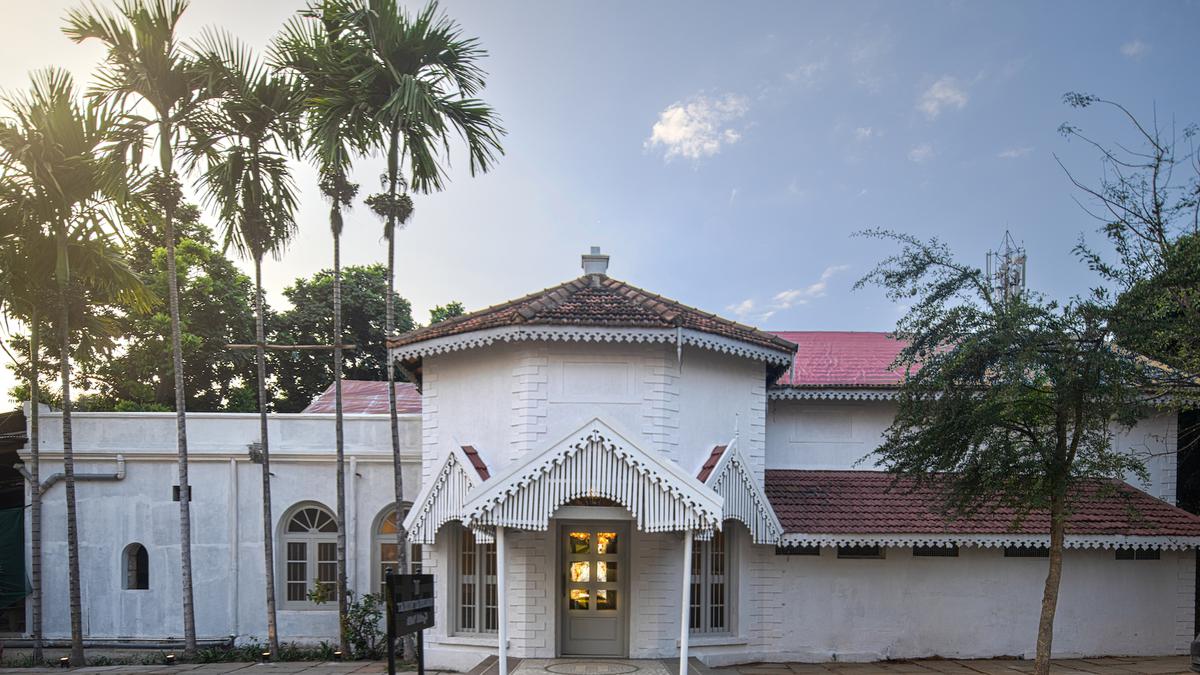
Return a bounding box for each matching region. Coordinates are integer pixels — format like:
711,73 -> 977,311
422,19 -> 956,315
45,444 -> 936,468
690,529 -> 734,634
454,525 -> 497,634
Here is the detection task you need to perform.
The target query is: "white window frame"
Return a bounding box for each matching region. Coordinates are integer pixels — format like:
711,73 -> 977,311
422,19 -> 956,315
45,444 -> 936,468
279,503 -> 340,610
451,524 -> 498,635
372,504 -> 424,592
690,528 -> 735,635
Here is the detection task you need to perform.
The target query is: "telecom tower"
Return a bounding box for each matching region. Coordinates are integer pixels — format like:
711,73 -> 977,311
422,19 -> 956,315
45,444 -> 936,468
986,230 -> 1027,303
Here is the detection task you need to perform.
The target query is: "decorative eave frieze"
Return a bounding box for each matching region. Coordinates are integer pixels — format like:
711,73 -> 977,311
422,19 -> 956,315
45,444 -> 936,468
390,325 -> 793,368
768,386 -> 899,402
462,418 -> 724,534
402,446 -> 483,544
777,532 -> 1200,551
698,440 -> 784,545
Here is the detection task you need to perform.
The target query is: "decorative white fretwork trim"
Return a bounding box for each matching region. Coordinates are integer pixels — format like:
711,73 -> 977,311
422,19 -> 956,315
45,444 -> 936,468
402,446 -> 482,544
776,532 -> 1200,551
391,326 -> 793,367
698,440 -> 784,545
462,419 -> 724,534
768,387 -> 899,401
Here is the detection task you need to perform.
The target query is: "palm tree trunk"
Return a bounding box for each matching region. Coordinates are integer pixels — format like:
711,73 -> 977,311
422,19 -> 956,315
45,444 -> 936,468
254,259 -> 280,658
28,306 -> 43,664
332,226 -> 349,654
384,123 -> 412,660
56,272 -> 84,666
1033,492 -> 1066,675
163,186 -> 197,655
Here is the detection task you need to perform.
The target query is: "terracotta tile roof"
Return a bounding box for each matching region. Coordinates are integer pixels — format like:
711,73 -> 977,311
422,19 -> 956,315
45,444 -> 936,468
771,331 -> 907,388
302,380 -> 421,414
696,445 -> 727,483
460,445 -> 490,481
387,275 -> 797,356
764,470 -> 1200,537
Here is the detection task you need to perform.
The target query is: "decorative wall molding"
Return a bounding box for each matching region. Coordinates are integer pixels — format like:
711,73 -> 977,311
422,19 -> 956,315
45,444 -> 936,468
768,387 -> 898,402
776,531 -> 1200,551
463,419 -> 723,534
700,440 -> 784,545
391,325 -> 793,368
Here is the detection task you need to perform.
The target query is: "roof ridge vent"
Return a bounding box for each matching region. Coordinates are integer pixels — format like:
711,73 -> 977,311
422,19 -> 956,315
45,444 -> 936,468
581,246 -> 609,279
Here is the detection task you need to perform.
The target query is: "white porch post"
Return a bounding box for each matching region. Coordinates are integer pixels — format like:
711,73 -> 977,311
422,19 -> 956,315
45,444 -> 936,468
497,526 -> 508,675
678,528 -> 692,675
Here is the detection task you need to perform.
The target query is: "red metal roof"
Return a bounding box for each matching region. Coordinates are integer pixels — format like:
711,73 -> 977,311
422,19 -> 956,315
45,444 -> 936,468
771,331 -> 907,388
388,275 -> 798,357
302,380 -> 421,414
764,470 -> 1200,537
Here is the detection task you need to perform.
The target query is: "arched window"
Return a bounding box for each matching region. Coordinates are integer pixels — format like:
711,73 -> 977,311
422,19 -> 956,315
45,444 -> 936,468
374,505 -> 423,591
123,543 -> 149,590
281,504 -> 339,608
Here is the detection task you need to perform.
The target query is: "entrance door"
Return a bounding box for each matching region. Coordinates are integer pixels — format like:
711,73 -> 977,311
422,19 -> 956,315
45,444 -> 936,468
559,521 -> 629,656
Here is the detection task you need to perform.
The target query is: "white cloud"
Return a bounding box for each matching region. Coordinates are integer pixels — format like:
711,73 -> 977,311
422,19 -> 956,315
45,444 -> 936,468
918,76 -> 968,119
998,146 -> 1033,159
1121,40 -> 1148,59
785,59 -> 828,87
908,143 -> 934,163
730,265 -> 851,323
645,94 -> 750,161
854,126 -> 877,142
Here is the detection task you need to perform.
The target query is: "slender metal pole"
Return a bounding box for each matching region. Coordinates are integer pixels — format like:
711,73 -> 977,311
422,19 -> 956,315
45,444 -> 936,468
417,627 -> 426,675
385,568 -> 396,675
497,527 -> 508,675
678,529 -> 693,675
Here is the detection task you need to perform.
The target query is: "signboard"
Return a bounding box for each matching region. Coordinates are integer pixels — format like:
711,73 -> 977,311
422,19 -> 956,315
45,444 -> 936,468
385,570 -> 434,675
390,573 -> 435,635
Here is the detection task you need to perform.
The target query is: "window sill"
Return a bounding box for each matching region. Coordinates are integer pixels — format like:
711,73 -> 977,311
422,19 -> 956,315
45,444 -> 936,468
686,634 -> 747,647
437,634 -> 500,647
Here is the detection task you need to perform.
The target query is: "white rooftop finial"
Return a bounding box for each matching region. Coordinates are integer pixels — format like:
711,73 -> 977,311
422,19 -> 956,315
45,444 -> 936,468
581,246 -> 610,276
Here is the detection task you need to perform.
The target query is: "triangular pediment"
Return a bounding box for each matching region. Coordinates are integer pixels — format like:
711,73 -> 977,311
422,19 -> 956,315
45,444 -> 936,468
403,446 -> 485,544
462,419 -> 724,534
699,440 -> 784,544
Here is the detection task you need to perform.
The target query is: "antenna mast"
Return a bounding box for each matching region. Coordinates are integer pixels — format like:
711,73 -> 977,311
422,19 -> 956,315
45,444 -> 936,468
985,230 -> 1027,304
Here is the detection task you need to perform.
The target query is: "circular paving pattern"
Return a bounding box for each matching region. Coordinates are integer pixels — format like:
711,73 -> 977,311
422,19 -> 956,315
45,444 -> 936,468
545,662 -> 641,675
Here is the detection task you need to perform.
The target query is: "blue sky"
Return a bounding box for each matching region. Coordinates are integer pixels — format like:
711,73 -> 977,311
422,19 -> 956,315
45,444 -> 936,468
2,0 -> 1198,407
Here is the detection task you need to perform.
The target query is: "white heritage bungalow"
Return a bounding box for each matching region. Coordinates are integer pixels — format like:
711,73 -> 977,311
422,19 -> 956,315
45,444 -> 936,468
15,248 -> 1200,667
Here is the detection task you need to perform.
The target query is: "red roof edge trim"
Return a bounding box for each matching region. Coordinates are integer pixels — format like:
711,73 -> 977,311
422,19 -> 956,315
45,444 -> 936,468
696,445 -> 727,483
461,445 -> 490,481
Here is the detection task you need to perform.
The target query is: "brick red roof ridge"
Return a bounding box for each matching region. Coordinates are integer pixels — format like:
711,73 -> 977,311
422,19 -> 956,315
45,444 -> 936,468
764,469 -> 1200,539
460,445 -> 490,481
387,274 -> 798,355
696,445 -> 728,483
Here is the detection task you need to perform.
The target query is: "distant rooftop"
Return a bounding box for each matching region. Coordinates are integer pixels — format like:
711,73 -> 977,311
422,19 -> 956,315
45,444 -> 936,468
303,380 -> 421,415
771,331 -> 907,388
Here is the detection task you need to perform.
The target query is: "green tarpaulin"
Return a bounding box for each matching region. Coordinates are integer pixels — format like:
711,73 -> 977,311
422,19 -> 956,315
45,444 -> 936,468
0,506 -> 28,610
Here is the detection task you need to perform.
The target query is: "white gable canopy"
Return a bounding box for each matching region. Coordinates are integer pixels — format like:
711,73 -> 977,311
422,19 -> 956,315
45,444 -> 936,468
462,419 -> 724,535
403,446 -> 485,544
698,440 -> 784,545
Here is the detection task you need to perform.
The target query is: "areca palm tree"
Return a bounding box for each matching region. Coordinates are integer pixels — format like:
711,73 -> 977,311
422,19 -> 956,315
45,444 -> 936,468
272,7 -> 376,652
64,0 -> 206,652
190,35 -> 303,658
0,68 -> 152,666
351,0 -> 503,577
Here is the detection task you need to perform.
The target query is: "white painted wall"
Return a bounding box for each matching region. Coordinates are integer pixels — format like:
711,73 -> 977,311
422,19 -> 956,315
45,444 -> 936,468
697,544 -> 1194,665
22,409 -> 422,644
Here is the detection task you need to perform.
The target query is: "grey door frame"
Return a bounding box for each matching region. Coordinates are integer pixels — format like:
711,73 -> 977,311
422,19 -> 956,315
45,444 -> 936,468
556,518 -> 631,657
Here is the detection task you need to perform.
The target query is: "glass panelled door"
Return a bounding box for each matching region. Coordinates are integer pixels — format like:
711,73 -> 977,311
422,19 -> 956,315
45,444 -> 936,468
559,521 -> 629,656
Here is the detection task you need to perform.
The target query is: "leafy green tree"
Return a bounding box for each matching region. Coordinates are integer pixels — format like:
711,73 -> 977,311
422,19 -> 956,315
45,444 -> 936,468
856,230 -> 1147,675
64,0 -> 209,650
270,264 -> 413,413
350,0 -> 504,590
0,67 -> 152,666
189,34 -> 303,657
1058,94 -> 1200,408
74,203 -> 257,411
429,301 -> 464,325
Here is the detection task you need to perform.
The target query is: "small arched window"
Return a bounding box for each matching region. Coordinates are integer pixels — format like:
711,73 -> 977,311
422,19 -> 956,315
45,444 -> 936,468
374,506 -> 423,591
123,543 -> 149,590
281,504 -> 339,608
